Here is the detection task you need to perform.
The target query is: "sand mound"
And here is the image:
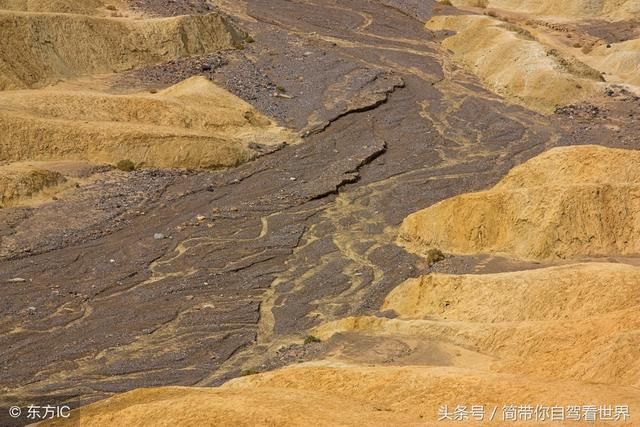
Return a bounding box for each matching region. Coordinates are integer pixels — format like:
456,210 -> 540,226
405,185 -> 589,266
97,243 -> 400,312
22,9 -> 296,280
42,363 -> 639,426
313,312 -> 640,386
444,0 -> 640,20
400,145 -> 640,260
0,77 -> 297,168
225,364 -> 640,420
0,11 -> 243,90
427,15 -> 602,112
0,0 -> 114,14
383,263 -> 640,322
315,263 -> 640,386
40,385 -> 417,427
582,38 -> 640,87
0,162 -> 65,207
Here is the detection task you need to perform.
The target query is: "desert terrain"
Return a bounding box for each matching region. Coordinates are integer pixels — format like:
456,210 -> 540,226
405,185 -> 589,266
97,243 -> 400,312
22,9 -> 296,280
1,0 -> 639,426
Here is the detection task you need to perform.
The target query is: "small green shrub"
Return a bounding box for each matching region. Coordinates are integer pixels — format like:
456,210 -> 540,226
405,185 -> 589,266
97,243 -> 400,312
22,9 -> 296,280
116,159 -> 136,172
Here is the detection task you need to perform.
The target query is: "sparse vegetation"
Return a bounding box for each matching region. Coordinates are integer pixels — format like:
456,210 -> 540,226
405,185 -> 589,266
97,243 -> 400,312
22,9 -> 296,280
240,369 -> 259,377
426,248 -> 446,265
304,335 -> 322,345
116,159 -> 136,172
276,85 -> 287,93
439,0 -> 453,5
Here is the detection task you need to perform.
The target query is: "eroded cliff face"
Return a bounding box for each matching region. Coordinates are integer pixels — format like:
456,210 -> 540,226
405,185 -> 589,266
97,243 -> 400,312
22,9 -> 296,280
400,145 -> 640,260
442,0 -> 640,21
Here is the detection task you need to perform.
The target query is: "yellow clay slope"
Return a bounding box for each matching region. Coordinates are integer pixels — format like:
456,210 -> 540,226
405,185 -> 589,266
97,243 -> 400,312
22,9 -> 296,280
41,363 -> 639,426
316,271 -> 640,386
583,39 -> 640,87
0,11 -> 243,90
0,77 -> 298,168
400,145 -> 640,260
444,0 -> 640,21
427,15 -> 601,112
40,385 -> 419,427
383,263 -> 640,322
0,162 -> 65,207
0,0 -> 116,14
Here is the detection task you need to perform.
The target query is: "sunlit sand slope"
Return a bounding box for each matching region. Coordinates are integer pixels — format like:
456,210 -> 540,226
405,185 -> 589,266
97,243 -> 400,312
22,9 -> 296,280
427,15 -> 603,112
41,362 -> 639,426
400,145 -> 640,260
444,0 -> 640,20
317,268 -> 640,386
0,162 -> 65,207
384,263 -> 640,322
0,77 -> 297,168
0,0 -> 116,14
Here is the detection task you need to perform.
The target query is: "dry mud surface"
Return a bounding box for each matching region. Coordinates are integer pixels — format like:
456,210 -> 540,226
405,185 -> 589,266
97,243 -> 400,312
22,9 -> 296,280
1,0 -> 640,426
